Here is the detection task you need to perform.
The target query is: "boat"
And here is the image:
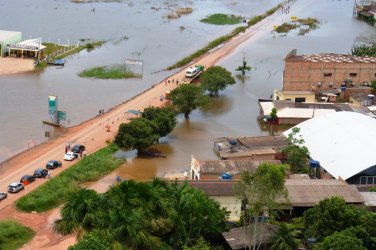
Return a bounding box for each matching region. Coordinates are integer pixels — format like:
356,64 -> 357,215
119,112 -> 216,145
42,120 -> 63,128
47,59 -> 65,66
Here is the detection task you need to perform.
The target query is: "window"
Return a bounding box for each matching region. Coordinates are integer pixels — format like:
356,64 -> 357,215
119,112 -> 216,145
349,73 -> 357,77
295,97 -> 306,103
324,73 -> 332,77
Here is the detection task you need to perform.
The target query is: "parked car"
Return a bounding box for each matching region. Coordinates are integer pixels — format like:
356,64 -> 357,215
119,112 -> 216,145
33,168 -> 48,178
71,144 -> 85,154
8,182 -> 24,193
46,160 -> 62,169
64,152 -> 78,161
20,175 -> 35,184
0,192 -> 7,200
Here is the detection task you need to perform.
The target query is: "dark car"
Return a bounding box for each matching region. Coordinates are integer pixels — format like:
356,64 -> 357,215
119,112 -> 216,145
33,168 -> 48,178
46,160 -> 62,169
8,182 -> 24,193
20,175 -> 35,184
71,144 -> 85,154
0,192 -> 7,201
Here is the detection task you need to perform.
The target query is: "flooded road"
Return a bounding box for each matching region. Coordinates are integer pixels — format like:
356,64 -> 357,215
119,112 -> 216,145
0,0 -> 373,185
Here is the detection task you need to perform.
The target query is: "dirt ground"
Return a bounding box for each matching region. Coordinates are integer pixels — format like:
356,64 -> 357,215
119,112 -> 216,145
0,57 -> 34,75
0,7 -> 280,250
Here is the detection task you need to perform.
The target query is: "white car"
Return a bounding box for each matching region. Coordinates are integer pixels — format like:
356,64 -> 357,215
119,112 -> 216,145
0,192 -> 7,200
64,152 -> 77,161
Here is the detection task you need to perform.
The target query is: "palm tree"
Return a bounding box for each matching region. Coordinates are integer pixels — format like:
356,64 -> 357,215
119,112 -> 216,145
268,223 -> 302,250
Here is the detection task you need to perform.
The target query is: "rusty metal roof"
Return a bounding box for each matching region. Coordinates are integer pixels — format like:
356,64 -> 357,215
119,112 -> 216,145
286,53 -> 376,64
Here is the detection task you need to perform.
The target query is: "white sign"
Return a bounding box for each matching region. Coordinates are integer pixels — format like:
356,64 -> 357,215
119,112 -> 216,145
124,59 -> 143,65
7,43 -> 39,50
358,0 -> 371,6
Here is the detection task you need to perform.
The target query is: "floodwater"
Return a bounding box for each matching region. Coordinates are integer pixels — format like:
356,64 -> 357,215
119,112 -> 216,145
0,0 -> 373,187
0,0 -> 280,162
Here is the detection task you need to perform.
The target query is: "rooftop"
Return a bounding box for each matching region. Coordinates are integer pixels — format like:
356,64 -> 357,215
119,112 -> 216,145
0,30 -> 21,41
286,53 -> 376,64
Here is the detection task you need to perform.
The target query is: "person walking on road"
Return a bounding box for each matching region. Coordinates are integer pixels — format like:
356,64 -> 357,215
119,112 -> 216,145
47,170 -> 51,179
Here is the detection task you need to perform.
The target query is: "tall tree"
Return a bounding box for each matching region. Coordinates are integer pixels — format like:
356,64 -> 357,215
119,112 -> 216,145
142,106 -> 177,138
168,84 -> 209,118
234,163 -> 289,250
315,230 -> 366,250
114,118 -> 159,153
268,223 -> 302,250
282,127 -> 309,173
200,66 -> 236,97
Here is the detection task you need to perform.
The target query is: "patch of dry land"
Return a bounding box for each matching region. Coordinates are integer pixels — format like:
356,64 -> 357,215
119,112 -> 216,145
0,57 -> 34,75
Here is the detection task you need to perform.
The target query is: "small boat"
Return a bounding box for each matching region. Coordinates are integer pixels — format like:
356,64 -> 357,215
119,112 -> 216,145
42,120 -> 63,127
48,59 -> 65,66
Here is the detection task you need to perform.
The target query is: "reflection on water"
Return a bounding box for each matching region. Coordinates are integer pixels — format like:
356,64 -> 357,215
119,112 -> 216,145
199,96 -> 233,117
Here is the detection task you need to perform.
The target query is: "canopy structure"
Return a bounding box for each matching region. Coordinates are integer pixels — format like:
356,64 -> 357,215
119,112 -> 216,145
283,111 -> 376,181
8,38 -> 46,59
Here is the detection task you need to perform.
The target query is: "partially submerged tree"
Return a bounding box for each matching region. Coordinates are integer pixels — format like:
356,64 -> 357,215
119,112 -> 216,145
114,118 -> 159,153
236,56 -> 252,76
168,84 -> 210,118
233,163 -> 289,250
142,106 -> 177,138
282,127 -> 309,173
200,66 -> 236,97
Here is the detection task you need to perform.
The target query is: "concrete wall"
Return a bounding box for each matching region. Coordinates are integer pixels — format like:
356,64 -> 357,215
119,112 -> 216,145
274,89 -> 315,102
212,196 -> 241,221
283,60 -> 376,91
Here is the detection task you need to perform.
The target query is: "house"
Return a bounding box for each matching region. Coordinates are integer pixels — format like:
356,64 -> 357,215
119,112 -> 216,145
214,135 -> 288,160
190,154 -> 281,180
283,111 -> 376,184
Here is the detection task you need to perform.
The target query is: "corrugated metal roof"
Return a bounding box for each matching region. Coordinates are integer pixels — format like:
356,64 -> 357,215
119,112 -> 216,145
197,159 -> 281,174
286,53 -> 376,64
237,135 -> 288,149
360,192 -> 376,206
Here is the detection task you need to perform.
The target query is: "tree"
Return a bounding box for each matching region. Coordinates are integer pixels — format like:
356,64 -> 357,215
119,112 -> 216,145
303,197 -> 362,242
236,56 -> 252,76
371,80 -> 376,94
282,127 -> 309,173
68,232 -> 111,250
114,118 -> 159,153
233,163 -> 289,250
315,230 -> 366,250
142,106 -> 177,138
168,84 -> 210,118
270,108 -> 278,122
200,66 -> 236,97
268,223 -> 302,250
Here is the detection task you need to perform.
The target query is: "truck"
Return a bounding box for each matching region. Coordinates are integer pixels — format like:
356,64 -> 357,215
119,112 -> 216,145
181,65 -> 205,84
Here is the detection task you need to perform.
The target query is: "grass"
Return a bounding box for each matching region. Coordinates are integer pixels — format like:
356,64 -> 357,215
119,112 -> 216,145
78,64 -> 138,79
0,220 -> 35,250
297,18 -> 318,28
275,23 -> 299,33
166,3 -> 282,70
16,144 -> 126,212
201,13 -> 243,25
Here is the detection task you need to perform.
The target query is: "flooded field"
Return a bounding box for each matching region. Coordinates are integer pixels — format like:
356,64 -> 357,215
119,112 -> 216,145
0,0 -> 374,185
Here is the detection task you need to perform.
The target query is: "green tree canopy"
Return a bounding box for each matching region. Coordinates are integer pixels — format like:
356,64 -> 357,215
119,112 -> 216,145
282,127 -> 309,173
200,66 -> 236,96
56,179 -> 229,250
315,230 -> 366,250
114,118 -> 159,153
234,163 -> 289,250
168,84 -> 210,118
303,196 -> 362,241
142,106 -> 177,137
268,223 -> 302,250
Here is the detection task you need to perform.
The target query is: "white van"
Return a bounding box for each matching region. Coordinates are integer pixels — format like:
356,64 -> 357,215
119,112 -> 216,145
185,67 -> 198,78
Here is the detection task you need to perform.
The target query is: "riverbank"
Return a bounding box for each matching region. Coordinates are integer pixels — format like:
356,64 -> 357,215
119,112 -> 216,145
0,58 -> 34,75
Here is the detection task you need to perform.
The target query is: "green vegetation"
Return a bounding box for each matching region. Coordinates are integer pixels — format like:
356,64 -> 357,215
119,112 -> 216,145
0,220 -> 35,250
43,42 -> 65,55
275,23 -> 298,33
369,186 -> 376,192
268,223 -> 302,250
78,65 -> 137,79
351,44 -> 376,57
167,84 -> 210,118
16,144 -> 125,212
201,13 -> 242,25
282,127 -> 309,173
297,18 -> 318,28
167,3 -> 282,70
234,163 -> 289,250
200,66 -> 236,97
56,179 -> 229,249
235,57 -> 252,76
115,106 -> 177,154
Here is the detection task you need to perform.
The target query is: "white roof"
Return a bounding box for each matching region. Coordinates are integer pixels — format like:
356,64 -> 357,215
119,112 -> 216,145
277,107 -> 335,118
259,101 -> 274,115
0,30 -> 21,41
283,111 -> 376,180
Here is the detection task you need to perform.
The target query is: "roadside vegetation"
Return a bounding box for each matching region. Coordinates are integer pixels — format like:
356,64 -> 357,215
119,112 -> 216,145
167,3 -> 282,70
201,13 -> 243,25
166,7 -> 193,19
78,65 -> 137,79
0,220 -> 35,250
274,17 -> 318,33
115,106 -> 177,154
352,44 -> 376,57
55,179 -> 229,249
16,144 -> 125,212
275,23 -> 299,33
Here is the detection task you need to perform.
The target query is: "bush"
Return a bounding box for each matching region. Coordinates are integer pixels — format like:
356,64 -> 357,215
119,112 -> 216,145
16,144 -> 125,212
0,220 -> 35,250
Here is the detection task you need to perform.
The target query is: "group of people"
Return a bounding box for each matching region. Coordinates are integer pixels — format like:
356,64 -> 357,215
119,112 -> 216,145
164,78 -> 179,86
98,109 -> 105,116
281,5 -> 290,14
